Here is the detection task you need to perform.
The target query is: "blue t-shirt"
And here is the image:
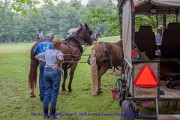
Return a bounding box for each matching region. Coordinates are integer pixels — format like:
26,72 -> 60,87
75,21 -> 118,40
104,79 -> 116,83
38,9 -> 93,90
34,40 -> 52,54
155,34 -> 162,46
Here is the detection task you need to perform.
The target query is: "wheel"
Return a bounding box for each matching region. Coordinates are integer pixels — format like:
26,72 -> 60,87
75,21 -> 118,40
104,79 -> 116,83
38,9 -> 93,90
121,100 -> 135,120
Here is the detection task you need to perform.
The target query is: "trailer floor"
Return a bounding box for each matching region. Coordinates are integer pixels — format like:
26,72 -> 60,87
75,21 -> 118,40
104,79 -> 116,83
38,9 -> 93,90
158,115 -> 180,120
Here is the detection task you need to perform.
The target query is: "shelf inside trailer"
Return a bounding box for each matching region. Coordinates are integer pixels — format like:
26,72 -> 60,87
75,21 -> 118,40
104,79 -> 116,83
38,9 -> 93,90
159,81 -> 180,99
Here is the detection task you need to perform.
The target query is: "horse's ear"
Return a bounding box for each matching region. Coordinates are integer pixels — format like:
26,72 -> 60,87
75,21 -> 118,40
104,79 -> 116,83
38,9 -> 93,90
80,23 -> 83,27
85,23 -> 89,28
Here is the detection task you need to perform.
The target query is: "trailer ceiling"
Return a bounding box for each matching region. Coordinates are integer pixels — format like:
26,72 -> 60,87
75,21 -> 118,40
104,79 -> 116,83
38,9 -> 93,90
118,0 -> 180,14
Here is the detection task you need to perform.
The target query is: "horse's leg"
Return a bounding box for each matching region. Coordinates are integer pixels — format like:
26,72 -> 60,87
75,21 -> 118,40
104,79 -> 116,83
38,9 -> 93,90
97,65 -> 109,94
62,68 -> 68,91
97,65 -> 101,89
68,63 -> 78,92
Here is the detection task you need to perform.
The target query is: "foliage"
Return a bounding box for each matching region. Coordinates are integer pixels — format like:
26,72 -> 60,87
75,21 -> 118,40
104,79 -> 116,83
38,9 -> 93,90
0,1 -> 87,42
135,15 -> 157,32
1,0 -> 179,43
166,14 -> 178,24
84,0 -> 120,36
0,0 -> 120,43
135,14 -> 179,32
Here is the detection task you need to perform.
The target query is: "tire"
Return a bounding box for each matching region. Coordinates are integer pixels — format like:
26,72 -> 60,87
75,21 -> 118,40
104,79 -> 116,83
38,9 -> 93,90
121,100 -> 135,120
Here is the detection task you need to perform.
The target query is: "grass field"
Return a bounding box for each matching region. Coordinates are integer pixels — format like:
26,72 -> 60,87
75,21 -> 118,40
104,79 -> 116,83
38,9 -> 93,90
0,36 -> 123,120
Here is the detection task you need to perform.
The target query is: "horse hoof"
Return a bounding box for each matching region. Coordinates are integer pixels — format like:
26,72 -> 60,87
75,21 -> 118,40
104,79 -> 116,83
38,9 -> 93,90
68,89 -> 72,92
97,89 -> 103,95
62,89 -> 67,91
99,88 -> 102,91
30,94 -> 36,98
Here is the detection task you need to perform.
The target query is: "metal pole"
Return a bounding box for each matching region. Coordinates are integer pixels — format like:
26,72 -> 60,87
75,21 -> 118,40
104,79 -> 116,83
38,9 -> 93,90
176,8 -> 179,22
131,0 -> 135,98
156,15 -> 158,27
155,97 -> 159,119
163,15 -> 166,29
119,6 -> 122,39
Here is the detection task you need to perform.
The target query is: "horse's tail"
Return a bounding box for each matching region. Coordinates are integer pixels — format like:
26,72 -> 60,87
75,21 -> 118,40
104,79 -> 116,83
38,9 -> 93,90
90,49 -> 98,96
28,48 -> 39,97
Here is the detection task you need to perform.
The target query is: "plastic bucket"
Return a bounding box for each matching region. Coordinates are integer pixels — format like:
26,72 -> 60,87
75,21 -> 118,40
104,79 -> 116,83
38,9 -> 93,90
111,88 -> 119,99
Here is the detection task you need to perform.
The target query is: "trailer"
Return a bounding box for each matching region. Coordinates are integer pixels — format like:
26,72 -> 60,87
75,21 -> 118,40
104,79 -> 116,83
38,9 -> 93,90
118,0 -> 180,119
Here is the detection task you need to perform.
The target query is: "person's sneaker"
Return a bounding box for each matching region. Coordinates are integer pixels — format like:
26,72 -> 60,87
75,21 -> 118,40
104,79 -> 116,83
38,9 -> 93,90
50,115 -> 59,119
44,109 -> 49,119
50,108 -> 59,119
44,115 -> 49,119
30,93 -> 36,97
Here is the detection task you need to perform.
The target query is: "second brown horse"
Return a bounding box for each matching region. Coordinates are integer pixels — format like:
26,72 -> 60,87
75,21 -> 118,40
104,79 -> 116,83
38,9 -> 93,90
89,41 -> 124,95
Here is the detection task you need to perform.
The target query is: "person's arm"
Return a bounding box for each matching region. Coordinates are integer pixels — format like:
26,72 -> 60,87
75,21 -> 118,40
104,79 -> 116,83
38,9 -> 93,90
53,51 -> 64,70
53,56 -> 64,70
57,56 -> 64,64
34,52 -> 46,63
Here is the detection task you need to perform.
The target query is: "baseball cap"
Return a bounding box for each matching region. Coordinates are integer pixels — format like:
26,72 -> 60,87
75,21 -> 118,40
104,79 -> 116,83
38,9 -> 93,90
45,33 -> 53,38
157,25 -> 164,30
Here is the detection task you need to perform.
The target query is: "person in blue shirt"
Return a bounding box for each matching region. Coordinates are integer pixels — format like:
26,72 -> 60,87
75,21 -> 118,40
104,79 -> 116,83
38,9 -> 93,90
35,38 -> 64,119
34,33 -> 54,101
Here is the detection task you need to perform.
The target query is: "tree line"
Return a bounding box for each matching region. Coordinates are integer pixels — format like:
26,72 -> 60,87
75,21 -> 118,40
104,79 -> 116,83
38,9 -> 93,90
1,0 -> 177,43
0,0 -> 119,43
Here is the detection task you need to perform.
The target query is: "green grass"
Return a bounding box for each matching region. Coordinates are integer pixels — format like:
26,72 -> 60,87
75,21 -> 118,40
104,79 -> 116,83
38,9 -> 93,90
0,36 -> 122,120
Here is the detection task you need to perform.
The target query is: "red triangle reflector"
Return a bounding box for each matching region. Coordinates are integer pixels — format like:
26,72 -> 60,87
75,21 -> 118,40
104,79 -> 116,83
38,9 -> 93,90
134,65 -> 158,88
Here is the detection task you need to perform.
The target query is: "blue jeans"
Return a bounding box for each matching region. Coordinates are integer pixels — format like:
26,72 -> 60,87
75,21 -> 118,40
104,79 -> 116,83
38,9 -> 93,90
39,61 -> 45,101
43,68 -> 61,109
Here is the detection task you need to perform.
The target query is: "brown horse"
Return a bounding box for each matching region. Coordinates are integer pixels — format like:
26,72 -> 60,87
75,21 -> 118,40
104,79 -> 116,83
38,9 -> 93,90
88,41 -> 124,95
29,23 -> 93,97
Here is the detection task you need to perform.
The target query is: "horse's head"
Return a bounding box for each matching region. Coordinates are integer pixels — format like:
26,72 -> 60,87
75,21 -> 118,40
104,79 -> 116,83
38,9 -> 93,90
76,23 -> 93,45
